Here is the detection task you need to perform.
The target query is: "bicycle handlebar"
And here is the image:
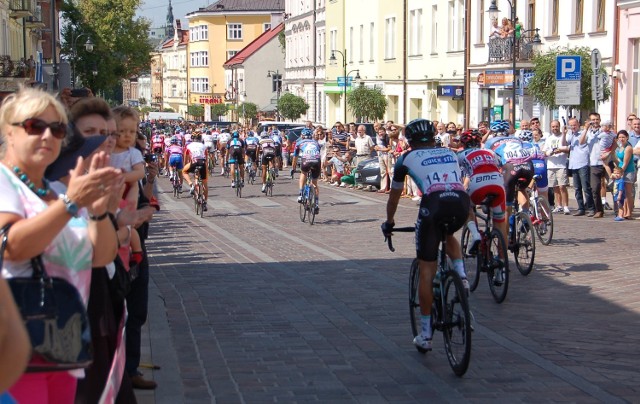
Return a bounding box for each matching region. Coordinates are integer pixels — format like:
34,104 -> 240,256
383,226 -> 416,252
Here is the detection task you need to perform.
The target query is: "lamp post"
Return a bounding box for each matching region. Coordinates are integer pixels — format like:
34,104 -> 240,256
267,70 -> 281,120
70,32 -> 94,88
329,50 -> 360,122
487,0 -> 541,125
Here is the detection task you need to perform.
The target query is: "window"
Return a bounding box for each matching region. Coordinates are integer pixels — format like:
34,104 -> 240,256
477,0 -> 485,44
596,0 -> 605,32
574,0 -> 583,34
633,39 -> 640,114
264,23 -> 271,32
349,27 -> 353,63
527,0 -> 535,35
227,24 -> 243,40
172,84 -> 177,98
190,78 -> 209,93
384,17 -> 396,59
409,9 -> 423,56
431,5 -> 438,54
200,25 -> 208,40
190,51 -> 209,67
447,1 -> 463,51
359,24 -> 364,62
369,22 -> 375,61
189,25 -> 208,42
551,0 -> 559,36
227,50 -> 238,60
330,29 -> 337,52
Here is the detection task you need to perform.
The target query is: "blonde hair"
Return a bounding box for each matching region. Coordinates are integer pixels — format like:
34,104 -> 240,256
111,105 -> 140,125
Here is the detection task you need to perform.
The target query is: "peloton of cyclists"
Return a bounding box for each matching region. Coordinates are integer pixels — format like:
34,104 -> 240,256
291,128 -> 322,214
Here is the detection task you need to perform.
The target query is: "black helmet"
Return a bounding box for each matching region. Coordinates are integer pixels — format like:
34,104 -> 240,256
404,119 -> 436,144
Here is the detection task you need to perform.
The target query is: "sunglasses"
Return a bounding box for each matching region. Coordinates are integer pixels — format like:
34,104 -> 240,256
12,118 -> 67,139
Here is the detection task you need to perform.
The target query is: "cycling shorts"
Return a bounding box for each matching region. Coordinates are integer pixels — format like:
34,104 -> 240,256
416,190 -> 470,262
301,160 -> 321,179
503,161 -> 534,205
204,142 -> 215,153
168,154 -> 183,170
228,148 -> 244,164
185,158 -> 207,180
468,173 -> 506,222
532,159 -> 548,193
152,146 -> 163,154
246,149 -> 259,164
274,145 -> 282,158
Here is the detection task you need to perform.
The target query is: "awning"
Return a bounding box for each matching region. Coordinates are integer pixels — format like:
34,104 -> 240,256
260,104 -> 277,112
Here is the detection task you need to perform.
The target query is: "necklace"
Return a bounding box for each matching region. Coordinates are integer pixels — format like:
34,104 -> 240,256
11,165 -> 50,197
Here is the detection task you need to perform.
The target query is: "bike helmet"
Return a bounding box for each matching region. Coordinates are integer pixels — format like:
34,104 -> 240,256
232,131 -> 240,139
260,131 -> 270,138
272,129 -> 280,136
170,136 -> 178,145
191,133 -> 202,142
519,130 -> 533,142
300,128 -> 313,139
404,119 -> 436,144
460,130 -> 482,148
490,120 -> 510,134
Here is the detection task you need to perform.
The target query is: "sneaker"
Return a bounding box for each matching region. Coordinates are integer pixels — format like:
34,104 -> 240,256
297,195 -> 303,203
552,207 -> 563,213
467,233 -> 482,255
614,216 -> 625,222
493,268 -> 505,286
231,181 -> 236,188
241,181 -> 245,188
604,202 -> 612,210
340,183 -> 346,187
202,202 -> 208,212
314,205 -> 319,214
411,196 -> 421,202
261,184 -> 267,193
412,334 -> 433,351
563,207 -> 571,215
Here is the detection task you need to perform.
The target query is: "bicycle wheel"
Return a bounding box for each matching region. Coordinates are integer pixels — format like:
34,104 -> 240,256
235,170 -> 242,198
486,229 -> 509,304
441,271 -> 472,376
308,189 -> 316,225
194,187 -> 200,215
199,194 -> 205,218
534,197 -> 554,245
299,193 -> 307,222
513,212 -> 536,276
460,227 -> 481,292
408,259 -> 427,354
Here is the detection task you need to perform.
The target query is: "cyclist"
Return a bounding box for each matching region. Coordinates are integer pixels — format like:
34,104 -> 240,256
258,131 -> 278,193
183,133 -> 209,211
165,136 -> 184,192
218,129 -> 231,175
151,131 -> 166,174
203,129 -> 215,169
381,119 -> 470,351
484,120 -> 535,231
245,130 -> 260,174
271,128 -> 283,175
291,128 -> 321,214
521,129 -> 549,201
458,130 -> 507,254
227,132 -> 246,188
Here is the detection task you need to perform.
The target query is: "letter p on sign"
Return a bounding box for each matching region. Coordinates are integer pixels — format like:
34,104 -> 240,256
556,55 -> 582,81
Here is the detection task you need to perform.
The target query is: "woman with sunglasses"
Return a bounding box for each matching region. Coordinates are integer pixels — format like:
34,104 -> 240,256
0,87 -> 122,403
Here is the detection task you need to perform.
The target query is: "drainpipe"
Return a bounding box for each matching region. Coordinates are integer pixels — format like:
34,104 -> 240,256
313,4 -> 317,123
612,5 -> 620,125
463,0 -> 471,128
402,0 -> 408,122
50,0 -> 58,91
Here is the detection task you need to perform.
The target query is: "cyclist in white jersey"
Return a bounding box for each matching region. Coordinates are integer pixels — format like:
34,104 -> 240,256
183,133 -> 209,211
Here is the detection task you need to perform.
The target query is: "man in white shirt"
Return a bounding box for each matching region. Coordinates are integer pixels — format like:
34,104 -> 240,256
544,120 -> 570,214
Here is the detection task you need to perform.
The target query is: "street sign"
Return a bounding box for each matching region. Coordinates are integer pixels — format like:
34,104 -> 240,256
591,49 -> 602,71
555,55 -> 582,105
556,55 -> 582,81
337,76 -> 353,87
591,73 -> 604,101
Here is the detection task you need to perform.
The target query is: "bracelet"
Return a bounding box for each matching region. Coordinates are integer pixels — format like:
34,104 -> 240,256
88,212 -> 109,221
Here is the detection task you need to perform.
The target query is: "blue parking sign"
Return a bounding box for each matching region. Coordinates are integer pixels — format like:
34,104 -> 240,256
556,56 -> 582,81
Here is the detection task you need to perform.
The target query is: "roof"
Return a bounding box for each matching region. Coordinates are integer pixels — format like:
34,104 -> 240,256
223,23 -> 284,67
204,0 -> 284,12
161,30 -> 188,49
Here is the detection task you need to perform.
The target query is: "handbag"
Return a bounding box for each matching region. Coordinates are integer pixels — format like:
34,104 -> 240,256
1,223 -> 93,372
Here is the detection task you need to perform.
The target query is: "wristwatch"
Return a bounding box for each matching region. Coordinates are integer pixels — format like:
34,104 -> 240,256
59,194 -> 79,217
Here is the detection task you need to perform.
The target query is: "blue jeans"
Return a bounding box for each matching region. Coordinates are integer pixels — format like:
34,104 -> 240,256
125,244 -> 149,376
573,165 -> 594,212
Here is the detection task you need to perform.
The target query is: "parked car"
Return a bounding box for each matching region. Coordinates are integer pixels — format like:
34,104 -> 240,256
354,156 -> 381,190
285,126 -> 306,143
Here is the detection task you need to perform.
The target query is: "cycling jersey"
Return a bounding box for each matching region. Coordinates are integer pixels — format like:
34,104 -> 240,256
524,141 -> 549,192
484,136 -> 535,165
218,132 -> 231,145
226,138 -> 245,164
392,148 -> 465,195
186,141 -> 207,163
458,148 -> 506,221
151,134 -> 165,152
294,138 -> 321,163
166,144 -> 184,170
259,137 -> 277,163
202,133 -> 214,151
245,135 -> 259,151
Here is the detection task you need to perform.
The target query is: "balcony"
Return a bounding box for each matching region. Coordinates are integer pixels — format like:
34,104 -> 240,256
488,36 -> 537,64
9,0 -> 35,19
0,56 -> 33,78
25,6 -> 45,29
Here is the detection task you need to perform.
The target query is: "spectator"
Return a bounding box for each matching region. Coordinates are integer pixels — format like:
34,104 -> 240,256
544,120 -> 570,214
332,122 -> 348,153
580,112 -> 610,218
1,87 -> 120,403
375,126 -> 391,193
489,17 -> 502,39
566,118 -> 594,216
328,147 -> 351,185
613,130 -> 636,219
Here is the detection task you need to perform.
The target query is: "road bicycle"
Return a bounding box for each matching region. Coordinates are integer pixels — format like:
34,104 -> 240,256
509,179 -> 536,276
247,163 -> 256,185
170,168 -> 181,199
192,169 -> 206,217
384,223 -> 472,377
527,177 -> 553,245
264,162 -> 276,197
461,194 -> 510,304
233,165 -> 242,198
298,173 -> 317,225
223,162 -> 230,178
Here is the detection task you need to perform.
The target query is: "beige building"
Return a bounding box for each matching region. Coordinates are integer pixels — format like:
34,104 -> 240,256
185,0 -> 284,119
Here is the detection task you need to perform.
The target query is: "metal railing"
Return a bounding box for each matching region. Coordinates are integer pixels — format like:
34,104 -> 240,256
488,35 -> 537,64
9,0 -> 35,15
0,56 -> 33,78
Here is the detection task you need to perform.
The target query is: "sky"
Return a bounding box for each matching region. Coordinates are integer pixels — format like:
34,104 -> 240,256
136,0 -> 212,28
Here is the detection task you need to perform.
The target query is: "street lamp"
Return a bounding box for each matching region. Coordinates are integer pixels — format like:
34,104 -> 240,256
329,49 -> 361,122
487,0 -> 541,124
70,32 -> 94,88
267,70 -> 282,120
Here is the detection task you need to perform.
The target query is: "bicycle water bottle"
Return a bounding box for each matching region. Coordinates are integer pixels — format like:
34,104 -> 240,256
508,214 -> 515,234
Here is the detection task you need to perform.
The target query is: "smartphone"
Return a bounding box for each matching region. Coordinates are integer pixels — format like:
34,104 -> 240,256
70,88 -> 90,98
562,117 -> 567,126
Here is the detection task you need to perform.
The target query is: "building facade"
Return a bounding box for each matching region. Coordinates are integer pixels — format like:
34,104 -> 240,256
159,21 -> 189,117
615,0 -> 640,129
185,0 -> 284,119
284,0 -> 326,124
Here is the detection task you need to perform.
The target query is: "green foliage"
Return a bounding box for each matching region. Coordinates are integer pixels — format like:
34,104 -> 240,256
211,103 -> 229,118
61,0 -> 153,98
188,104 -> 205,119
140,106 -> 152,118
278,31 -> 285,55
347,86 -> 388,122
528,46 -> 611,111
239,102 -> 258,121
162,108 -> 175,112
277,93 -> 309,121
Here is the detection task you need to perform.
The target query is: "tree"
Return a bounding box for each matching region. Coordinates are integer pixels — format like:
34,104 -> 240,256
188,104 -> 205,120
527,46 -> 611,112
61,0 -> 153,99
211,103 -> 229,119
347,86 -> 388,122
278,31 -> 286,55
162,108 -> 175,112
277,93 -> 309,121
140,106 -> 152,119
239,102 -> 258,122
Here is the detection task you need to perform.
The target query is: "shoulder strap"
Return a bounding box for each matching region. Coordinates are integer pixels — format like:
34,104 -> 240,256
0,222 -> 46,280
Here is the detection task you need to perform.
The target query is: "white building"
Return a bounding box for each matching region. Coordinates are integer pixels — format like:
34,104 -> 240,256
284,0 -> 326,124
159,20 -> 189,117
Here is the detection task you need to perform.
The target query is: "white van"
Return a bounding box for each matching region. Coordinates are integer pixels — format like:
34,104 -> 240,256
148,112 -> 184,121
255,121 -> 303,135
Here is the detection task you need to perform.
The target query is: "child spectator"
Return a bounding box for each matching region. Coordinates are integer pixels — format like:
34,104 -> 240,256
612,166 -> 626,221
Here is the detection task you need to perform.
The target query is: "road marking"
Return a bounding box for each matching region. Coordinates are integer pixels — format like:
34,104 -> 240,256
244,197 -> 282,208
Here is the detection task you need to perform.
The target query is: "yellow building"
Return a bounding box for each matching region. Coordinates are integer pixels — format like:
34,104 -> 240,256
184,0 -> 284,118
